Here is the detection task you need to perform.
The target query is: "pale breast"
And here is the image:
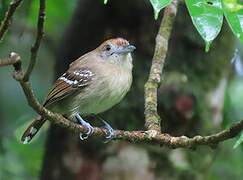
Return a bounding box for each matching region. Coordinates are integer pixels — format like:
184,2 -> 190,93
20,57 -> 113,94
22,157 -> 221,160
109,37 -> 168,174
49,55 -> 133,119
76,67 -> 132,116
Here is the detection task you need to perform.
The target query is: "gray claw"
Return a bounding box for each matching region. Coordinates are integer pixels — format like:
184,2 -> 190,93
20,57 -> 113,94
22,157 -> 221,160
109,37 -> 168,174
101,119 -> 114,140
76,114 -> 93,140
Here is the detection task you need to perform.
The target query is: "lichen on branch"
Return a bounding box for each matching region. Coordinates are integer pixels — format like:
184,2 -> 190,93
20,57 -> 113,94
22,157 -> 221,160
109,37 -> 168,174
144,1 -> 178,132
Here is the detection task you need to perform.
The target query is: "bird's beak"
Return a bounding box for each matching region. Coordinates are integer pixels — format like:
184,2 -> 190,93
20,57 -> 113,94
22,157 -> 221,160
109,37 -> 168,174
116,45 -> 136,54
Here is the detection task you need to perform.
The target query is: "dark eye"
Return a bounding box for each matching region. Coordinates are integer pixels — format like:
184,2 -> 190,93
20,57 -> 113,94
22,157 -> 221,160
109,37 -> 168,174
105,44 -> 111,51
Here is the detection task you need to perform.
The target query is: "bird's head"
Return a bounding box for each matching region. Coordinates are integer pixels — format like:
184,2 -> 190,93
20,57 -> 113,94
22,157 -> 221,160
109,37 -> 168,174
96,38 -> 135,67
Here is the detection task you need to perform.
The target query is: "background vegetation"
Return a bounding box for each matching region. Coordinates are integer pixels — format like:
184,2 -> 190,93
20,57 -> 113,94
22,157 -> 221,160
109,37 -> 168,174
0,0 -> 243,179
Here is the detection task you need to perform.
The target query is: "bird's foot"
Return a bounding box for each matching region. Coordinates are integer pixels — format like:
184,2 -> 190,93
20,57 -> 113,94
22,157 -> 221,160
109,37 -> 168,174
75,114 -> 93,140
95,115 -> 114,141
101,119 -> 114,142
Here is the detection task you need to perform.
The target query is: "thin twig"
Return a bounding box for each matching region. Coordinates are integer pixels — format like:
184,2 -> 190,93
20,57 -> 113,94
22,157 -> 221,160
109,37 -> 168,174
0,52 -> 22,71
23,0 -> 46,81
0,0 -> 23,41
144,1 -> 178,132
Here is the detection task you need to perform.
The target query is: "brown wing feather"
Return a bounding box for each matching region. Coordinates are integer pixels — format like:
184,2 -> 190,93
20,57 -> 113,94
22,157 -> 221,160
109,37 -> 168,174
43,69 -> 94,107
43,80 -> 73,106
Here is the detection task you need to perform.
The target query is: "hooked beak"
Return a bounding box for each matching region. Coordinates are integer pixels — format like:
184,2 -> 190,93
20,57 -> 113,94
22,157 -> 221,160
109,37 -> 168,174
115,45 -> 136,54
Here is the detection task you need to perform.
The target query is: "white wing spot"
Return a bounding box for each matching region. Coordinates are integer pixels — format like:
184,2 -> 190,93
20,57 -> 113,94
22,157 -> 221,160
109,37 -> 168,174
30,127 -> 37,135
73,80 -> 78,84
59,70 -> 94,86
74,70 -> 94,77
59,77 -> 75,85
22,136 -> 31,144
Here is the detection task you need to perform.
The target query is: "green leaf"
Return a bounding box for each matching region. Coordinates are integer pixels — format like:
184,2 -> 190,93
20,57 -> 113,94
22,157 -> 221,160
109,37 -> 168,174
185,0 -> 223,52
223,0 -> 243,43
223,0 -> 243,12
149,0 -> 172,20
104,0 -> 108,4
233,132 -> 243,149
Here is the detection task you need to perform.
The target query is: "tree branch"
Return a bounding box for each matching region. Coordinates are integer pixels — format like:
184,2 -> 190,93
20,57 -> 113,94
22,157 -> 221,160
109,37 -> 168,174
23,0 -> 46,82
0,0 -> 242,149
0,0 -> 23,41
2,52 -> 242,149
0,52 -> 22,72
144,1 -> 178,132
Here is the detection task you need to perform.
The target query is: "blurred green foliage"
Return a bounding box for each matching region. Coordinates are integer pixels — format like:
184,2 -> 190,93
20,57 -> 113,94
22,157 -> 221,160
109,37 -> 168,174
0,0 -> 10,22
223,0 -> 243,43
223,0 -> 243,12
28,0 -> 77,40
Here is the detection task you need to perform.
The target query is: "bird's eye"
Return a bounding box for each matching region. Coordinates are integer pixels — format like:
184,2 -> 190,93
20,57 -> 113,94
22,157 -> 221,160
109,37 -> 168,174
105,44 -> 111,51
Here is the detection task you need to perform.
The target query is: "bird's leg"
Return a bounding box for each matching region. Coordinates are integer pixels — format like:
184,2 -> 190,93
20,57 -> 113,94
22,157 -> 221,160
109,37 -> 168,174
96,115 -> 114,141
75,114 -> 93,140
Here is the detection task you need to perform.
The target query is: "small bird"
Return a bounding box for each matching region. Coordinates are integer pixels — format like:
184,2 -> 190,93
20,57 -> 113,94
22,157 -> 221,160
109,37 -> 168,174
21,38 -> 135,144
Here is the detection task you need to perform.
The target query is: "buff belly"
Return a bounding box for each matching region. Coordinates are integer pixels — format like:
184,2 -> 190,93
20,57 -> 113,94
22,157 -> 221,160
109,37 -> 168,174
48,71 -> 132,121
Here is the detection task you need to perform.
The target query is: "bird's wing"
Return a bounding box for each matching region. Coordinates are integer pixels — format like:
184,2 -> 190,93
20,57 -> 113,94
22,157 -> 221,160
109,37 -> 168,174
43,69 -> 94,107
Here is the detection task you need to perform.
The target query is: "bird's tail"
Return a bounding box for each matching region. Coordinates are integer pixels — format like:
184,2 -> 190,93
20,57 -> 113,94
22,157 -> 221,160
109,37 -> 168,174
21,115 -> 46,144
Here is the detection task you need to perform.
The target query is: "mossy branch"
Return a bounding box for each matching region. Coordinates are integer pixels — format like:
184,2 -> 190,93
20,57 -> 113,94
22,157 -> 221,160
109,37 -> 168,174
144,1 -> 178,132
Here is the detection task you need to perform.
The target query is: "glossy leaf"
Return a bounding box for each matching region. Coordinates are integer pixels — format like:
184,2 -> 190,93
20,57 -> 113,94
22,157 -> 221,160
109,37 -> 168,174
185,0 -> 223,52
149,0 -> 172,20
233,132 -> 243,149
223,0 -> 243,43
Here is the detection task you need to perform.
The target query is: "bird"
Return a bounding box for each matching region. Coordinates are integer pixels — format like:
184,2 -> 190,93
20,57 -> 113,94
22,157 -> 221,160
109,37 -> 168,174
21,38 -> 136,144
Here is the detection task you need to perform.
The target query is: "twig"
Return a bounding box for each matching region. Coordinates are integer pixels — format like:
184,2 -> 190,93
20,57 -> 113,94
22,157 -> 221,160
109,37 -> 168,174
0,52 -> 22,71
0,0 -> 23,41
144,1 -> 178,132
23,0 -> 46,81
